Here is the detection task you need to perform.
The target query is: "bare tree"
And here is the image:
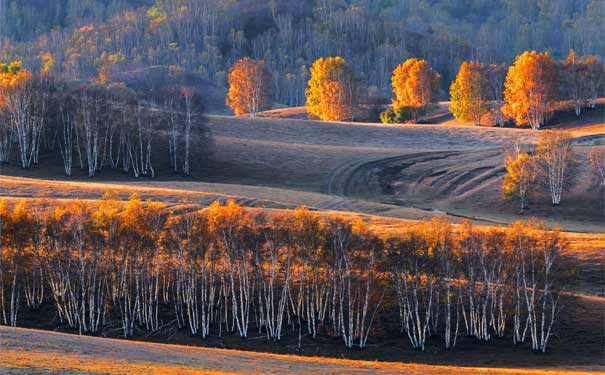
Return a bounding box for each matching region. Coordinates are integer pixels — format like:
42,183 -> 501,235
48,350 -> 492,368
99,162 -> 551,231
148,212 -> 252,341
180,87 -> 195,176
388,228 -> 434,351
0,113 -> 11,163
589,147 -> 605,216
536,131 -> 574,206
58,94 -> 75,176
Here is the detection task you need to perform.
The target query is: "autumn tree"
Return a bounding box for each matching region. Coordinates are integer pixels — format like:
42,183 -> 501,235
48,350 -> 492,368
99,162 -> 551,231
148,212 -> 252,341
97,52 -> 125,84
536,131 -> 574,206
589,147 -> 605,216
0,195 -> 571,353
306,57 -> 358,122
502,51 -> 558,130
391,58 -> 440,121
0,61 -> 44,169
503,153 -> 536,212
226,57 -> 272,116
450,61 -> 489,126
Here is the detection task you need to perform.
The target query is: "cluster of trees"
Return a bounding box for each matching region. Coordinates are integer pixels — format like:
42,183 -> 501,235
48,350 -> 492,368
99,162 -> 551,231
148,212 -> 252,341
1,1 -> 603,110
503,131 -> 573,209
502,130 -> 605,213
0,61 -> 208,176
0,197 -> 567,353
450,50 -> 604,129
226,48 -> 602,127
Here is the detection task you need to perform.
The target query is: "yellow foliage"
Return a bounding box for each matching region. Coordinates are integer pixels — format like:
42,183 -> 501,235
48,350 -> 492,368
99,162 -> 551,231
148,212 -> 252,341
226,57 -> 272,116
449,61 -> 488,125
39,52 -> 55,76
0,62 -> 33,110
502,153 -> 536,210
502,51 -> 558,129
391,58 -> 440,112
305,56 -> 357,121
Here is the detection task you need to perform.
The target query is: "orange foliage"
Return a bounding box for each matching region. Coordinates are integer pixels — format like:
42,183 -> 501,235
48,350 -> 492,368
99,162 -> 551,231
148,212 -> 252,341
226,57 -> 272,116
449,61 -> 489,125
97,51 -> 125,84
502,51 -> 558,130
0,61 -> 33,110
305,56 -> 357,121
391,58 -> 440,112
38,52 -> 55,77
502,153 -> 536,210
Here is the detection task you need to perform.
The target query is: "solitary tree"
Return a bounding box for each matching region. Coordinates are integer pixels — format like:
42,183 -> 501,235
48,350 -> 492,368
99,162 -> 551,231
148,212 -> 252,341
306,57 -> 357,122
450,61 -> 489,126
391,58 -> 440,121
226,57 -> 272,116
502,51 -> 558,130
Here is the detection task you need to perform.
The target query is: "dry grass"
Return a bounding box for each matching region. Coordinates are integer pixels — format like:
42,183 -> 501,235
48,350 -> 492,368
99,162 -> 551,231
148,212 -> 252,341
1,327 -> 602,375
0,109 -> 602,374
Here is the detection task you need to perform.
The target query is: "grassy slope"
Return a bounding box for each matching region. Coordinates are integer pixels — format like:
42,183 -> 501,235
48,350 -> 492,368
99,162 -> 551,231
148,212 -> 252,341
1,326 -> 603,375
0,109 -> 603,374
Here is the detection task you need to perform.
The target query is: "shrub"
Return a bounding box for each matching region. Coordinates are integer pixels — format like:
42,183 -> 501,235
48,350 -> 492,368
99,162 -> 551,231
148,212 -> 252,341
380,106 -> 424,124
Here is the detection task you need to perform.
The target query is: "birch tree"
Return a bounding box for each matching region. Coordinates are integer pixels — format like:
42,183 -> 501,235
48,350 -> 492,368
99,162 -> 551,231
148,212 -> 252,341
589,147 -> 605,216
536,131 -> 574,206
0,62 -> 37,169
503,153 -> 537,212
502,51 -> 558,130
388,227 -> 434,351
226,57 -> 272,116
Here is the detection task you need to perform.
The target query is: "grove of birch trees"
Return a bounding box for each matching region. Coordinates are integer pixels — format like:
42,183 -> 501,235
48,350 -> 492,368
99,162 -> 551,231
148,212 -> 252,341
0,63 -> 208,177
0,197 -> 567,353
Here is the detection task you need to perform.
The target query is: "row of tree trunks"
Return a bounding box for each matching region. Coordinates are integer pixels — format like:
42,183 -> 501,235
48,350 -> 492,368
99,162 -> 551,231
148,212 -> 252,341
0,200 -> 565,353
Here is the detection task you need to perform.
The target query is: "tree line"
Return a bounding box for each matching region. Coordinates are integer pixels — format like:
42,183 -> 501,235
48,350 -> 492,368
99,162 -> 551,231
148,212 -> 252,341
0,61 -> 208,175
0,197 -> 567,353
226,49 -> 604,126
1,1 -> 603,110
451,50 -> 604,129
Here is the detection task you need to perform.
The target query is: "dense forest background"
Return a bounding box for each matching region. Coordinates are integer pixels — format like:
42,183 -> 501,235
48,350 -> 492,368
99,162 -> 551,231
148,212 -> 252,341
0,0 -> 603,107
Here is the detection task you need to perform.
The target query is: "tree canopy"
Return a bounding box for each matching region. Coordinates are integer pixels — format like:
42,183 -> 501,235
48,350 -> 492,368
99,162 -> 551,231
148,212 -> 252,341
226,57 -> 272,116
502,51 -> 559,130
450,61 -> 489,125
305,56 -> 357,121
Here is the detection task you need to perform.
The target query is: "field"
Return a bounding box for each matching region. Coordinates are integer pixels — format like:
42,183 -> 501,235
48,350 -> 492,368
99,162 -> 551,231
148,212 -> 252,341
1,326 -> 603,375
0,107 -> 604,374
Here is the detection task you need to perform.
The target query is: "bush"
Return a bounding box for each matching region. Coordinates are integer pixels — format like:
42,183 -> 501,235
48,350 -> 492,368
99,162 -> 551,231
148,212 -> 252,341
380,106 -> 424,124
380,109 -> 397,123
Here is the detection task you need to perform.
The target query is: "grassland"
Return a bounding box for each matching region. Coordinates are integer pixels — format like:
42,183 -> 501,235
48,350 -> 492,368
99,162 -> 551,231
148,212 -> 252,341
1,326 -> 603,375
0,106 -> 603,374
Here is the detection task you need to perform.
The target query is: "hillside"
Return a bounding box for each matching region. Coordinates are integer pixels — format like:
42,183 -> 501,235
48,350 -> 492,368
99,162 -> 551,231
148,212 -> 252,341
0,115 -> 603,373
1,324 -> 603,375
3,110 -> 602,230
0,1 -> 603,373
2,0 -> 604,108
